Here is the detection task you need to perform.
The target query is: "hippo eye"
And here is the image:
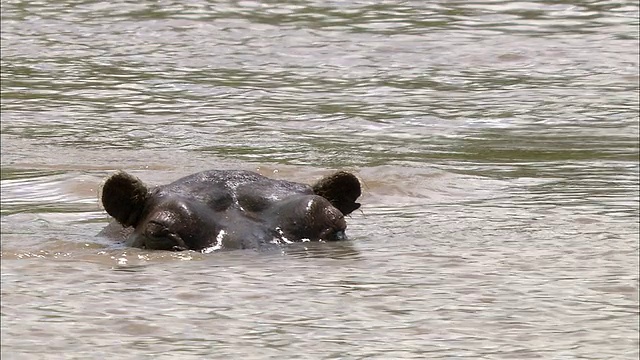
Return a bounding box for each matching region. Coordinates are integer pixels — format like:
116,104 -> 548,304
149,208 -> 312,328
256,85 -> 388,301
146,221 -> 171,238
144,221 -> 188,251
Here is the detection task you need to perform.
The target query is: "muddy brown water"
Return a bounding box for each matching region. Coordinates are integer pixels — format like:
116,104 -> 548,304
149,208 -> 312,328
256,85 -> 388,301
1,1 -> 639,359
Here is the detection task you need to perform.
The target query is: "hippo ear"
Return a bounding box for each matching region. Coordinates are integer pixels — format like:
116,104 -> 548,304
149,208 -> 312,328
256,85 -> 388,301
101,171 -> 150,227
312,171 -> 362,215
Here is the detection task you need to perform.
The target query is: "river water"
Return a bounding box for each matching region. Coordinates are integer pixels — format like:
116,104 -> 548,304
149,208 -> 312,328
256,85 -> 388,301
1,1 -> 638,359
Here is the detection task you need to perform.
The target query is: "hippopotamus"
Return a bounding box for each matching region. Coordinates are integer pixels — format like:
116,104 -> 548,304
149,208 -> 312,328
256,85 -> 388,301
99,169 -> 361,251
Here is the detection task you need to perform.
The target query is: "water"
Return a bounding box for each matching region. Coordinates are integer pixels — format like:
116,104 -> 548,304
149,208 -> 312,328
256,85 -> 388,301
1,0 -> 638,358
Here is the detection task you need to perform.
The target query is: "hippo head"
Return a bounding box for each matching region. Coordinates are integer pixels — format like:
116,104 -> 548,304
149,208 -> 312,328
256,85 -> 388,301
101,170 -> 361,251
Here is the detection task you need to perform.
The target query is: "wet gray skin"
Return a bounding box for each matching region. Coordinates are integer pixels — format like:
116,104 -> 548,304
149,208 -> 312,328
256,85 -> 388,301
99,170 -> 361,251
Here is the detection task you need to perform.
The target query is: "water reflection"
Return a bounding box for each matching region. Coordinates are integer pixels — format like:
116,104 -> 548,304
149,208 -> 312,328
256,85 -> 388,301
281,240 -> 362,260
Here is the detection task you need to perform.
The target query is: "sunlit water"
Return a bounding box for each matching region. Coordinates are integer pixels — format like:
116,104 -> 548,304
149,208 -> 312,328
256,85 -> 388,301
1,1 -> 639,359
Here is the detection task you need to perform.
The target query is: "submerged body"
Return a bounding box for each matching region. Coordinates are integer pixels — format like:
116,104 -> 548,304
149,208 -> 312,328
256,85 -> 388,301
99,170 -> 361,251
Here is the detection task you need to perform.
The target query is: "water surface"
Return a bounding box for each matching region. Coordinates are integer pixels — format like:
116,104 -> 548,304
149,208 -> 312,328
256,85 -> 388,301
1,0 -> 639,358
